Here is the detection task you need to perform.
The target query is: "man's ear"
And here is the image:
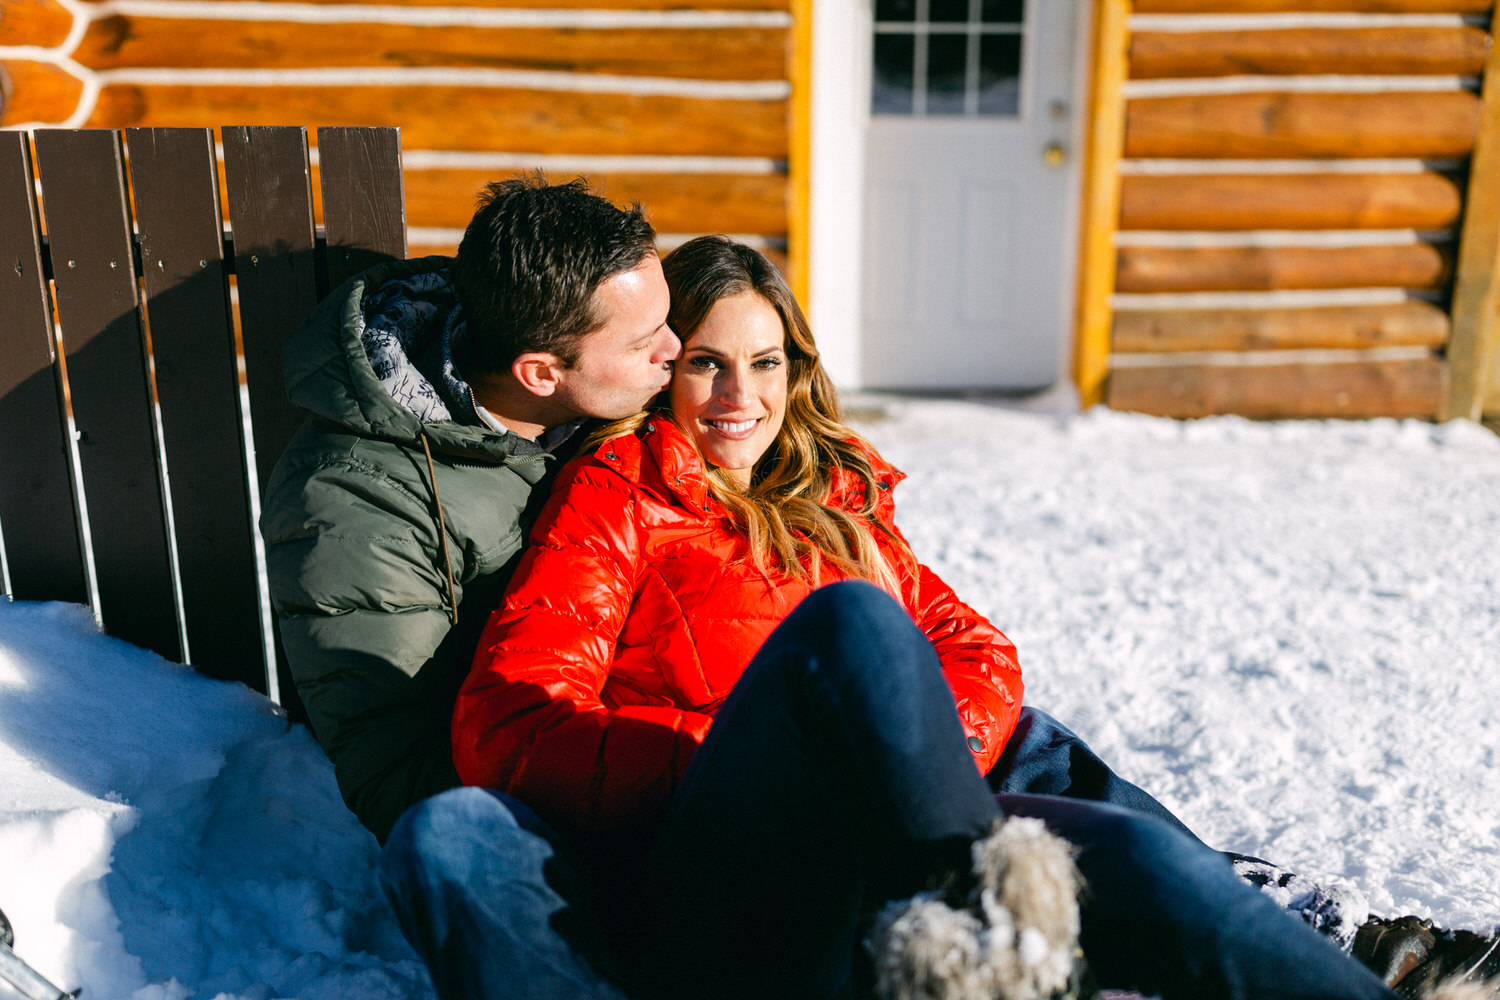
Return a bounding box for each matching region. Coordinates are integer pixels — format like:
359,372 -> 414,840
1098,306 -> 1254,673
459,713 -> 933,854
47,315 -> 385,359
511,352 -> 564,397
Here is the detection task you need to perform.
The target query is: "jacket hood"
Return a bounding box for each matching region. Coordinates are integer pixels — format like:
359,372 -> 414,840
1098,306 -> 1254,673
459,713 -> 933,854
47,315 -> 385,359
280,256 -> 547,462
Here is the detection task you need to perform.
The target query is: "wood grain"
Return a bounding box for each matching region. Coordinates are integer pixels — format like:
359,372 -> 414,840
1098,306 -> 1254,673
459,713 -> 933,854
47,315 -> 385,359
72,0 -> 791,9
73,18 -> 788,81
0,60 -> 85,126
1134,0 -> 1491,12
1108,357 -> 1447,419
86,85 -> 789,158
1120,171 -> 1464,231
1125,91 -> 1481,159
1131,27 -> 1490,79
405,169 -> 787,233
1116,242 -> 1451,292
0,0 -> 72,47
1112,301 -> 1450,352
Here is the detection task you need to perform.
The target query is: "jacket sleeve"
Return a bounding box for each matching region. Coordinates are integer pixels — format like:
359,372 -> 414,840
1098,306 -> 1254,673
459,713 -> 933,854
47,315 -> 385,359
262,447 -> 512,845
879,506 -> 1023,775
453,461 -> 714,839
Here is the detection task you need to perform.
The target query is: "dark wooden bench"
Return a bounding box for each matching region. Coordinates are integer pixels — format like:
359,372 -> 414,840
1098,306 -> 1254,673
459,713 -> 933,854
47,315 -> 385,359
0,126 -> 407,709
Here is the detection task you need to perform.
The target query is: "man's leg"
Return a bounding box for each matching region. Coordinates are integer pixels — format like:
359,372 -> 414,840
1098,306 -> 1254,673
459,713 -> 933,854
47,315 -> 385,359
999,794 -> 1400,1000
987,707 -> 1204,842
990,707 -> 1370,947
378,787 -> 631,1000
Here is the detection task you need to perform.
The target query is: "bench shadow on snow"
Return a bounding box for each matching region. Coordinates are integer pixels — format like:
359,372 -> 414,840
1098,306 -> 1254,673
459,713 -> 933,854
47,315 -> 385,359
0,601 -> 434,1000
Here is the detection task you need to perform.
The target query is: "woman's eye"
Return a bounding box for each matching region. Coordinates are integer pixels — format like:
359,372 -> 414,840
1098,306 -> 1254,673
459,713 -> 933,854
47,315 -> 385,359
688,356 -> 720,371
753,357 -> 783,372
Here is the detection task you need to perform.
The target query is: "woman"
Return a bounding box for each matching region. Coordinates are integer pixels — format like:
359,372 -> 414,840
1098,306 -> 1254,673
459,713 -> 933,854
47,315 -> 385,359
451,237 -> 1414,1000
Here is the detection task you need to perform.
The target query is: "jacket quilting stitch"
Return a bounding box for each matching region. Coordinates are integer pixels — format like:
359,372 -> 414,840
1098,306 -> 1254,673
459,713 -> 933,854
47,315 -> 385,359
453,418 -> 1024,840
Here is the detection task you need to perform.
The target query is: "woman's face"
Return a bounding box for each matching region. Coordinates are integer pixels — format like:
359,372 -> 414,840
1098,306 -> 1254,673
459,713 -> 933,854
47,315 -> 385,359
668,290 -> 788,488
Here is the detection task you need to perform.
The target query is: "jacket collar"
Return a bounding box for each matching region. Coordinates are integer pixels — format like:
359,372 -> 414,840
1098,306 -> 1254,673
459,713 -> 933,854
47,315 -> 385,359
591,414 -> 905,516
593,416 -> 714,512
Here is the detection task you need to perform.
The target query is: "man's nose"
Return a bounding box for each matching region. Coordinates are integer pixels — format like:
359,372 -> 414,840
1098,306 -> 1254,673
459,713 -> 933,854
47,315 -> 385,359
653,327 -> 682,363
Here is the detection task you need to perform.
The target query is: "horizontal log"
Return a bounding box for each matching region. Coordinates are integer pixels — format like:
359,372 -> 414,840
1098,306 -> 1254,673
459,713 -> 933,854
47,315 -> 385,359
407,239 -> 793,276
1116,243 -> 1451,293
1131,27 -> 1491,79
74,18 -> 788,80
1108,357 -> 1447,419
405,169 -> 788,234
1125,91 -> 1481,159
74,0 -> 790,9
0,61 -> 84,126
407,236 -> 463,259
1112,301 -> 1451,352
1134,0 -> 1491,12
86,85 -> 788,158
1120,171 -> 1463,231
0,0 -> 72,47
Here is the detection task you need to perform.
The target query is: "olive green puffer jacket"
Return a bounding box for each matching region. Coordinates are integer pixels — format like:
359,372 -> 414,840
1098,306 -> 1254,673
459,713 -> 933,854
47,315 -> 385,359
261,256 -> 571,842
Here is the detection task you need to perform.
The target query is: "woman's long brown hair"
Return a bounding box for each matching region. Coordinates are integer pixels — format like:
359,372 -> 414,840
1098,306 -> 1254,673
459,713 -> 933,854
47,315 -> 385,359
590,235 -> 915,593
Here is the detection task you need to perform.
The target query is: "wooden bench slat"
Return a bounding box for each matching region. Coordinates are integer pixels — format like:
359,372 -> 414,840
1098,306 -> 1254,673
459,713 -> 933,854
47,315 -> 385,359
221,124 -> 325,717
222,125 -> 321,504
32,128 -> 183,661
127,126 -> 271,693
318,126 -> 408,290
0,130 -> 90,606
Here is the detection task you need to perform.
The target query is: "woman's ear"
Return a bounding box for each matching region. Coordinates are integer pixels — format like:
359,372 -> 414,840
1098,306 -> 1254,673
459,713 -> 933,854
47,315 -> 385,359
511,352 -> 563,397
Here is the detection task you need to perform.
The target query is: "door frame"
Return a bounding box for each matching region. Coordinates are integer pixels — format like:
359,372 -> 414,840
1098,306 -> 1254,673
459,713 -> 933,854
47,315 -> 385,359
807,0 -> 1096,392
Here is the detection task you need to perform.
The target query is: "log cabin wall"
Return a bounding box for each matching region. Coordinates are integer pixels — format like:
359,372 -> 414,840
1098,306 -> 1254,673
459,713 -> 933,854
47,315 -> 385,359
1097,0 -> 1499,420
0,0 -> 799,281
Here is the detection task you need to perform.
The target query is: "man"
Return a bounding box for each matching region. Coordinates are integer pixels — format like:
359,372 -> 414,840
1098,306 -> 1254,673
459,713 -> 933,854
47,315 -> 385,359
263,177 -> 1493,1000
262,175 -> 675,846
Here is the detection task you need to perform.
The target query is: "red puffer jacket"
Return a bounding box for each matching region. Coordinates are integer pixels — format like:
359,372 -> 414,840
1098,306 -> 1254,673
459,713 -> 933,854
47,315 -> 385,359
452,416 -> 1023,838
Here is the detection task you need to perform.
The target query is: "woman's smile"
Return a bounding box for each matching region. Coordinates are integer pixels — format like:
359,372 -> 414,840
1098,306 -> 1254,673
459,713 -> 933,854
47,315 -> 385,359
669,290 -> 789,488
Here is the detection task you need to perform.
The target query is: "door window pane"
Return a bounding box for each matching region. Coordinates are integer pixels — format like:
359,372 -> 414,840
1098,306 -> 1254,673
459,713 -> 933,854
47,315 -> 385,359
980,0 -> 1024,24
977,34 -> 1022,115
871,0 -> 1023,117
929,0 -> 970,23
875,0 -> 917,22
872,34 -> 917,114
926,33 -> 968,115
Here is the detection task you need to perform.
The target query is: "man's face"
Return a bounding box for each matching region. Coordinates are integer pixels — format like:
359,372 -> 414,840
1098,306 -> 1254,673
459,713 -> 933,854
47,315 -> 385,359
553,254 -> 680,421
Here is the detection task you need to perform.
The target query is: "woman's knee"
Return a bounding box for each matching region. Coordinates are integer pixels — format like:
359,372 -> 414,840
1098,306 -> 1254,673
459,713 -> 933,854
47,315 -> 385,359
778,581 -> 936,684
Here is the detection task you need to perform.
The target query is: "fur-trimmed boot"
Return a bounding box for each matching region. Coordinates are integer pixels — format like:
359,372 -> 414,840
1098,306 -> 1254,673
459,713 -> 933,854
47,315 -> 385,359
1352,915 -> 1500,999
869,817 -> 1085,1000
1420,978 -> 1500,1000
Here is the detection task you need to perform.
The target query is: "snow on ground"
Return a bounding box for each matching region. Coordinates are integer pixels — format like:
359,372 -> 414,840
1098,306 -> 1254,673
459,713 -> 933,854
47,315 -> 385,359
1,396 -> 1498,999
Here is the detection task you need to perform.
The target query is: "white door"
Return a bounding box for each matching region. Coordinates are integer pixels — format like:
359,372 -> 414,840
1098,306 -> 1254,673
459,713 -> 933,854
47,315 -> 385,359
861,0 -> 1083,390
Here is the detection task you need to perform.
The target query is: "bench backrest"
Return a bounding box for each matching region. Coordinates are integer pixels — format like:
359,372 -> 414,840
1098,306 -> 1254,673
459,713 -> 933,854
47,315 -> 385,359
0,126 -> 406,707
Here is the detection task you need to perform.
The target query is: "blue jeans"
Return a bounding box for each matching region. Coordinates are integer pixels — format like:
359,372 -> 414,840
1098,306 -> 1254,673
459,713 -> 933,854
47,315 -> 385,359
380,787 -> 631,1000
382,581 -> 1397,1000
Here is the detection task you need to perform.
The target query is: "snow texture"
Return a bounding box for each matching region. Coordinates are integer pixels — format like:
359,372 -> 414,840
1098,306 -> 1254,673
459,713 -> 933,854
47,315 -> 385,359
2,396 -> 1498,999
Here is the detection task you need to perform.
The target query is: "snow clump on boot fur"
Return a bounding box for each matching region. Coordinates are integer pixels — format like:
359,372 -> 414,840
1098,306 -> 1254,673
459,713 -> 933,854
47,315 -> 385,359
1421,978 -> 1500,1000
870,817 -> 1083,1000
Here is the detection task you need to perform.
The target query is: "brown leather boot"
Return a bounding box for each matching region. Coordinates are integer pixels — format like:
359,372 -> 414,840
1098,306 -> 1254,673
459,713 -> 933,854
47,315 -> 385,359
1354,915 -> 1500,999
1352,915 -> 1436,988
